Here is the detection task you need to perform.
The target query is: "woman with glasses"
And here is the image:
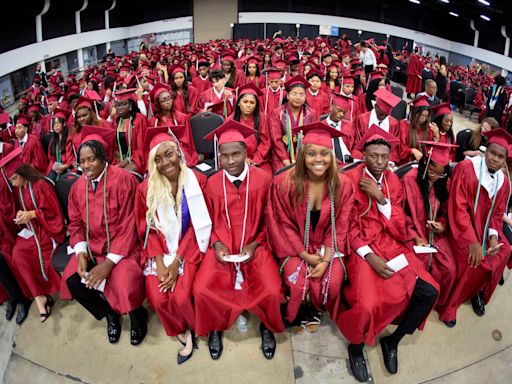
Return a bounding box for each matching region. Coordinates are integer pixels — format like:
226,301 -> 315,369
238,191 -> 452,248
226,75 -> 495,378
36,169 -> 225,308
401,141 -> 457,327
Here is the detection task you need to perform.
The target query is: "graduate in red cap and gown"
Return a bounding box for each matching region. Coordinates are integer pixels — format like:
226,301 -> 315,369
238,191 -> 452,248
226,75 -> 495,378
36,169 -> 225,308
401,141 -> 458,324
430,102 -> 456,162
337,125 -> 439,381
61,126 -> 147,346
244,56 -> 265,89
46,108 -> 73,181
325,64 -> 342,95
27,104 -> 49,137
268,76 -> 319,171
134,126 -> 212,364
191,58 -> 212,93
8,154 -> 65,323
266,122 -> 353,333
193,120 -> 285,361
196,69 -> 235,118
227,83 -> 273,173
305,70 -> 330,116
221,51 -> 246,89
406,49 -> 422,97
0,148 -> 33,324
261,68 -> 286,115
323,94 -> 355,164
335,75 -> 359,122
352,88 -> 401,164
169,65 -> 200,116
440,129 -> 512,325
148,83 -> 198,168
13,114 -> 48,173
109,89 -> 147,175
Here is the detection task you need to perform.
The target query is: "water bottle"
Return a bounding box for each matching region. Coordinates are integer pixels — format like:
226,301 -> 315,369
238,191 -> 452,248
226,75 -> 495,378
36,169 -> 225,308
237,314 -> 249,333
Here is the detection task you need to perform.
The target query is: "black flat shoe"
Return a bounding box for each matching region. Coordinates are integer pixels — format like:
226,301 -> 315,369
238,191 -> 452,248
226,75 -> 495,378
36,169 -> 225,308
106,313 -> 121,344
443,320 -> 456,328
260,323 -> 276,360
471,291 -> 485,317
16,300 -> 31,325
6,300 -> 17,321
208,330 -> 223,360
130,308 -> 148,346
40,295 -> 55,323
348,344 -> 368,382
177,330 -> 195,365
380,337 -> 398,374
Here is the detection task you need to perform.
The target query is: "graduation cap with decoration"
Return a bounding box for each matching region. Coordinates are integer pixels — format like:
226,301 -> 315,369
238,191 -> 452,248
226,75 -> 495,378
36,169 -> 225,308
143,125 -> 188,164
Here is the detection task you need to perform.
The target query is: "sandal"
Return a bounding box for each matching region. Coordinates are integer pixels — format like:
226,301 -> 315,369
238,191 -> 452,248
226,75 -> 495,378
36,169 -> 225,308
40,295 -> 55,323
306,311 -> 322,333
291,322 -> 307,335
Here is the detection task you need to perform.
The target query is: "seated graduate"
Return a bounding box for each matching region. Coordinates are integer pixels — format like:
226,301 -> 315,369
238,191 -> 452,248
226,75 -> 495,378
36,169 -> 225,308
196,69 -> 234,118
261,68 -> 286,115
0,148 -> 33,324
46,108 -> 73,182
266,122 -> 354,334
194,121 -> 285,361
305,70 -> 330,117
334,75 -> 359,122
13,114 -> 48,174
441,129 -> 512,325
337,125 -> 439,382
401,142 -> 458,327
60,126 -> 147,346
325,94 -> 356,165
429,103 -> 456,162
134,126 -> 212,365
7,153 -> 65,323
227,83 -> 273,173
398,95 -> 433,164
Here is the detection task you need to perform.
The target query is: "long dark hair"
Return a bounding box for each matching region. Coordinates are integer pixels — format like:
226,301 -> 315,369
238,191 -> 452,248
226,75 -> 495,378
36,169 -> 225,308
170,72 -> 191,113
365,78 -> 385,111
233,94 -> 261,132
115,99 -> 141,124
78,140 -> 109,164
409,106 -> 431,148
49,117 -> 69,157
434,114 -> 455,143
245,63 -> 261,77
14,164 -> 44,182
223,61 -> 236,88
416,156 -> 450,216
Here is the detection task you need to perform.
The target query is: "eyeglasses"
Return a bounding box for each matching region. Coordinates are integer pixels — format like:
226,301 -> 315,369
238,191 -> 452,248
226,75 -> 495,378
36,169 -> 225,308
427,169 -> 447,178
288,92 -> 306,98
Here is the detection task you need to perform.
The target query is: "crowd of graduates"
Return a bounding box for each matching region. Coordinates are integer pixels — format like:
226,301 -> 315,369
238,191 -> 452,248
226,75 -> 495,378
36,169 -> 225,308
1,35 -> 512,381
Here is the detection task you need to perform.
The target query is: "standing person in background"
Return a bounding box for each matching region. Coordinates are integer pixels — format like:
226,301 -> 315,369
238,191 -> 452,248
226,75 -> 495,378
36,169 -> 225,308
359,42 -> 377,74
406,48 -> 422,99
485,75 -> 507,125
435,57 -> 448,102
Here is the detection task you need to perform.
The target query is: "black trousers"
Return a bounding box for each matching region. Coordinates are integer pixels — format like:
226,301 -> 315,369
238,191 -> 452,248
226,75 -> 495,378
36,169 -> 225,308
364,64 -> 374,74
397,278 -> 438,334
0,253 -> 26,303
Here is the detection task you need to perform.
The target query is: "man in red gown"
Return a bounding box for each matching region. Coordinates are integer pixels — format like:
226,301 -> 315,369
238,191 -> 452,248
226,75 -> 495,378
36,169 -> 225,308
336,75 -> 359,122
261,68 -> 286,115
406,49 -> 422,98
338,126 -> 439,381
61,126 -> 147,346
194,120 -> 284,361
440,129 -> 512,324
191,57 -> 212,93
13,114 -> 48,174
305,70 -> 330,116
323,95 -> 355,164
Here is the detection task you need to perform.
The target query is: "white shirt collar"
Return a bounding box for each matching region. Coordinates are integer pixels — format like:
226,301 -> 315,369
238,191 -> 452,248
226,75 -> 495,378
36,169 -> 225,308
91,163 -> 109,184
213,87 -> 225,99
199,74 -> 209,80
369,109 -> 390,132
365,167 -> 384,185
470,156 -> 504,197
326,117 -> 340,129
224,163 -> 248,184
19,133 -> 28,144
308,89 -> 319,96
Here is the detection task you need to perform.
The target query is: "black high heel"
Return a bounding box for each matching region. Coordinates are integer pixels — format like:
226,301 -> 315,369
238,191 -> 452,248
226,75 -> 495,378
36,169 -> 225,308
177,330 -> 198,350
177,330 -> 195,365
40,295 -> 55,323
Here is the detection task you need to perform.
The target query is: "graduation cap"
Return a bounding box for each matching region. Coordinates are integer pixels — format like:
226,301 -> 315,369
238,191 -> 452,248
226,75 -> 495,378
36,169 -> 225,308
204,120 -> 255,146
149,82 -> 172,101
411,95 -> 430,108
238,82 -> 263,98
0,112 -> 11,126
341,75 -> 354,85
306,69 -> 323,80
374,88 -> 401,115
53,108 -> 71,121
84,90 -> 102,102
355,124 -> 399,152
419,141 -> 457,167
0,146 -> 22,178
221,50 -> 237,62
483,128 -> 512,153
197,57 -> 210,67
263,68 -> 283,81
331,93 -> 350,109
143,125 -> 186,155
431,102 -> 452,117
16,114 -> 31,126
208,100 -> 229,116
274,59 -> 290,69
293,122 -> 343,150
76,96 -> 94,111
27,104 -> 40,113
169,64 -> 186,76
114,88 -> 137,101
244,56 -> 262,65
80,125 -> 116,152
284,75 -> 310,92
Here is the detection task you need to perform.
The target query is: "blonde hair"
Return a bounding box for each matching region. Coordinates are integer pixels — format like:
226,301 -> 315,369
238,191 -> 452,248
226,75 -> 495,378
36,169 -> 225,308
146,140 -> 187,235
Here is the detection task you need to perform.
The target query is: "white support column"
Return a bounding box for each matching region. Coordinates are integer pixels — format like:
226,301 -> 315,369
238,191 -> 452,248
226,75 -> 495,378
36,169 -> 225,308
36,0 -> 51,72
76,0 -> 89,72
501,26 -> 510,77
469,20 -> 479,63
105,0 -> 117,52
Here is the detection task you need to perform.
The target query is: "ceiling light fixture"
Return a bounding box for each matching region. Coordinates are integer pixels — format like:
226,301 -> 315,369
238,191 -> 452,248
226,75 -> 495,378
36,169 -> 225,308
480,14 -> 490,21
478,0 -> 490,6
449,11 -> 459,17
440,0 -> 450,3
409,0 -> 421,4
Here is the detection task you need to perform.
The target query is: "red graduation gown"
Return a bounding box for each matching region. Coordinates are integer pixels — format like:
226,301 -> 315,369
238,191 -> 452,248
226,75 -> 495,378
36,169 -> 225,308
12,179 -> 65,298
148,110 -> 198,168
266,170 -> 353,322
268,104 -> 319,171
191,75 -> 212,94
66,120 -> 113,171
402,169 -> 456,309
337,164 -> 438,345
14,134 -> 48,174
46,135 -> 74,175
134,172 -> 207,336
398,120 -> 436,165
336,94 -> 359,122
111,113 -> 147,174
60,166 -> 145,314
440,159 -> 510,321
196,87 -> 234,117
306,89 -> 330,117
173,86 -> 199,116
261,87 -> 286,115
406,53 -> 422,95
193,166 -> 285,336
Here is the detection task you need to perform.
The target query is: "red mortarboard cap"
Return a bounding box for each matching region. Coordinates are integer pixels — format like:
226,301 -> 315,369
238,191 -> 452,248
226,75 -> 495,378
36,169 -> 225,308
169,64 -> 186,76
306,69 -> 323,80
411,95 -> 430,108
27,104 -> 40,113
47,93 -> 60,103
80,125 -> 116,151
330,92 -> 352,109
16,114 -> 31,126
342,75 -> 354,85
368,71 -> 385,83
355,124 -> 400,152
0,112 -> 10,125
418,141 -> 458,166
221,50 -> 236,62
263,68 -> 283,80
149,82 -> 172,101
197,57 -> 210,67
0,146 -> 23,178
238,82 -> 263,98
274,59 -> 290,69
293,122 -> 343,149
351,68 -> 364,77
284,75 -> 310,92
431,102 -> 452,117
143,125 -> 186,154
483,128 -> 512,152
53,108 -> 71,120
350,58 -> 361,65
244,56 -> 262,65
374,88 -> 401,115
204,120 -> 256,146
114,88 -> 137,101
120,65 -> 131,72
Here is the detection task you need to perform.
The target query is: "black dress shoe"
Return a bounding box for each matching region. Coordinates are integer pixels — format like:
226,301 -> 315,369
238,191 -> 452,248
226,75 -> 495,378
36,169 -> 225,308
499,276 -> 505,286
15,300 -> 31,325
380,337 -> 398,374
6,300 -> 17,321
130,307 -> 148,346
208,330 -> 223,360
260,323 -> 276,360
106,313 -> 121,344
348,344 -> 368,382
443,320 -> 457,328
471,291 -> 485,317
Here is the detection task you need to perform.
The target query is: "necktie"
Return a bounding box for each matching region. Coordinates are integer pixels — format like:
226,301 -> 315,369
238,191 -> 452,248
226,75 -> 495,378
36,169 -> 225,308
233,180 -> 242,189
92,180 -> 98,192
488,169 -> 495,179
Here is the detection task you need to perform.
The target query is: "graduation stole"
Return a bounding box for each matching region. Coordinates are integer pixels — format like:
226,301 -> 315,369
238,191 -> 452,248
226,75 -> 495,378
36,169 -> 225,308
18,182 -> 50,281
116,116 -> 133,162
84,166 -> 110,264
427,195 -> 439,271
359,169 -> 391,218
54,137 -> 62,182
283,105 -> 303,162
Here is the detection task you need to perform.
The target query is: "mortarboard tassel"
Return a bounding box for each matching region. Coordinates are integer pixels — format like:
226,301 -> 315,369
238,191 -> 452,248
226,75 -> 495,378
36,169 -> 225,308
422,147 -> 433,180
